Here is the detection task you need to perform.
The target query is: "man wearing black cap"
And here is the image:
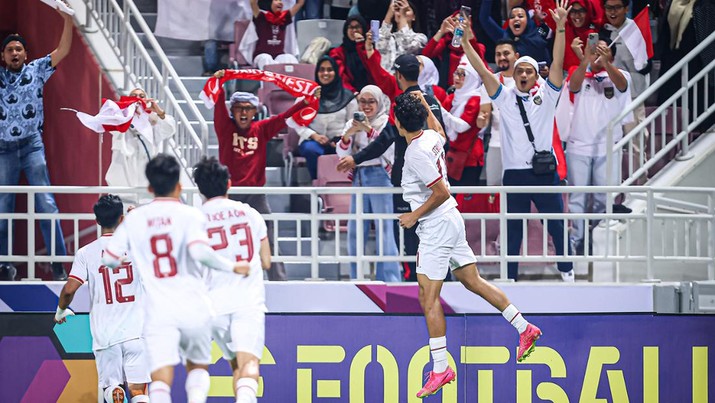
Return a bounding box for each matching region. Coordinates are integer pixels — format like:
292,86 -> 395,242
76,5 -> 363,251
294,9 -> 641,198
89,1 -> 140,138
0,5 -> 74,281
337,52 -> 445,282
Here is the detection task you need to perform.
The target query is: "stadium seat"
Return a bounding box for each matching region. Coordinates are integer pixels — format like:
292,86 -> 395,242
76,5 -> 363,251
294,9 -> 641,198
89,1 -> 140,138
313,154 -> 352,232
229,20 -> 252,68
258,63 -> 316,117
282,128 -> 306,185
295,19 -> 345,56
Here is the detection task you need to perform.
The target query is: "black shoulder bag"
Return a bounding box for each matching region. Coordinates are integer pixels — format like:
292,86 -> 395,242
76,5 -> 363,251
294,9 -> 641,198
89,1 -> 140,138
516,96 -> 556,175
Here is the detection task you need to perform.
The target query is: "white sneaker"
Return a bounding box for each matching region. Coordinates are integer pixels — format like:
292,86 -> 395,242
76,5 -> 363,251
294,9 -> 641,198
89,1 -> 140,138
560,269 -> 575,283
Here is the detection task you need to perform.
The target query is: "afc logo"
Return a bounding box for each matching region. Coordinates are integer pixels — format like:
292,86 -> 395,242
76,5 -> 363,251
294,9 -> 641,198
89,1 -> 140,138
233,133 -> 259,156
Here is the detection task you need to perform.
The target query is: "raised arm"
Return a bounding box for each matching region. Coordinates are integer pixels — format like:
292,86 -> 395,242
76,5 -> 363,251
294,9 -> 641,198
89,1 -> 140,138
250,0 -> 261,18
479,0 -> 508,42
290,0 -> 305,16
50,8 -> 74,67
599,45 -> 628,92
548,0 -> 571,88
411,91 -> 445,139
460,20 -> 500,98
569,38 -> 594,92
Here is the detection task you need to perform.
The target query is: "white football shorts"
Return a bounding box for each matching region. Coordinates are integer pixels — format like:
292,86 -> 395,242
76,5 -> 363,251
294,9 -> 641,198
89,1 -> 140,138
94,338 -> 150,388
415,207 -> 476,280
143,322 -> 212,372
212,309 -> 265,360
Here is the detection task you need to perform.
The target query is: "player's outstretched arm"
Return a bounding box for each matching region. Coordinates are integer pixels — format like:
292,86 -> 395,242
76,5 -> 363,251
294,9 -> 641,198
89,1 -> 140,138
259,237 -> 271,270
189,242 -> 250,276
55,279 -> 80,324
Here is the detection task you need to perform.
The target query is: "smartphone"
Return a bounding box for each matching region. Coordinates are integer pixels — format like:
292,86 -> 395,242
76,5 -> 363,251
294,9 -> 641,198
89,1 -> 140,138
587,32 -> 599,49
459,5 -> 472,21
537,61 -> 547,70
370,20 -> 380,42
354,111 -> 366,122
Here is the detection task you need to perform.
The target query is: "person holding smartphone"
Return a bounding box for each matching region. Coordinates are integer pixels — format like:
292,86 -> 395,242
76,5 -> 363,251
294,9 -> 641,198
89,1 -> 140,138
563,0 -> 603,71
335,85 -> 402,282
375,0 -> 428,74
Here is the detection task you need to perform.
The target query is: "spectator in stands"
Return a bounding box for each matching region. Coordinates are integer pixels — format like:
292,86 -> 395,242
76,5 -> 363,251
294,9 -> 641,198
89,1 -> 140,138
566,36 -> 631,255
212,69 -> 319,280
329,16 -> 374,93
296,0 -> 323,20
375,0 -> 428,74
601,0 -> 652,168
336,85 -> 402,282
416,55 -> 447,103
485,39 -> 520,187
479,1 -> 552,68
563,0 -> 603,71
0,8 -> 74,281
289,56 -> 358,180
337,53 -> 446,282
247,0 -> 303,69
105,88 -> 176,197
461,5 -> 575,281
443,57 -> 491,187
422,14 -> 487,88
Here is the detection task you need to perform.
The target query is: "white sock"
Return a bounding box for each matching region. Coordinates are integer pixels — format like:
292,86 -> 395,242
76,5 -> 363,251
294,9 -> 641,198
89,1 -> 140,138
235,378 -> 258,403
186,368 -> 211,403
429,336 -> 448,373
130,395 -> 150,403
103,386 -> 122,403
149,381 -> 172,403
502,304 -> 529,334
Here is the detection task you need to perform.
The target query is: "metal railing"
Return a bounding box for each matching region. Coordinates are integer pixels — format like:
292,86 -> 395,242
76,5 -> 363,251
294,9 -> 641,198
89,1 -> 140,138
1,186 -> 713,282
606,31 -> 715,187
80,0 -> 209,179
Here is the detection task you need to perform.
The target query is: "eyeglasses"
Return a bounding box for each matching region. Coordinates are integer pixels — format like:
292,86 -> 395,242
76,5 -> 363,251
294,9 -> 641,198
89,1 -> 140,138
452,71 -> 466,77
569,8 -> 586,14
358,99 -> 377,105
604,4 -> 625,11
347,24 -> 362,31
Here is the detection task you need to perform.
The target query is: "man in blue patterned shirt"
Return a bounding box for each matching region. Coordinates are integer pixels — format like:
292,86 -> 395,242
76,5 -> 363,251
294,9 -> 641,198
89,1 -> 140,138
0,5 -> 74,280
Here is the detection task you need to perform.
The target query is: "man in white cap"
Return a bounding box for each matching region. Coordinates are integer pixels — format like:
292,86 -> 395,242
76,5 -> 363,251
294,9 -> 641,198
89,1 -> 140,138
212,70 -> 319,281
461,0 -> 575,282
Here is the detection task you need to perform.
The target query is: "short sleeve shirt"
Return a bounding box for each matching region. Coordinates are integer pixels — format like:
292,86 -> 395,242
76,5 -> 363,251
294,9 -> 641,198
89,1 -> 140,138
490,79 -> 562,170
0,55 -> 55,141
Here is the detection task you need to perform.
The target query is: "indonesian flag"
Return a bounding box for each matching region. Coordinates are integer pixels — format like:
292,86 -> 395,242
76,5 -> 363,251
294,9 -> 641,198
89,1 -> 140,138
200,69 -> 319,126
618,7 -> 654,71
76,97 -> 149,133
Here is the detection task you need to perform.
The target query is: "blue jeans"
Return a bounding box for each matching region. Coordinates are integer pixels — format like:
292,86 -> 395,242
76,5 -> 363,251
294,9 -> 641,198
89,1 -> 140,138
348,166 -> 401,282
295,0 -> 323,21
0,136 -> 67,261
299,139 -> 335,180
203,40 -> 219,73
502,169 -> 572,280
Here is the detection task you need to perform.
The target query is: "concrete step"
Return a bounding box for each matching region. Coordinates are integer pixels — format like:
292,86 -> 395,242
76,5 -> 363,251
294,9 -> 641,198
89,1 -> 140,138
128,0 -> 157,13
130,12 -> 157,32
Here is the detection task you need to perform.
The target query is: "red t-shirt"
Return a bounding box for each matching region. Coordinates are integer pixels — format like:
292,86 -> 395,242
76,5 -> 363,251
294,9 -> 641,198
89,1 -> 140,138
253,11 -> 292,59
214,88 -> 307,186
443,94 -> 484,167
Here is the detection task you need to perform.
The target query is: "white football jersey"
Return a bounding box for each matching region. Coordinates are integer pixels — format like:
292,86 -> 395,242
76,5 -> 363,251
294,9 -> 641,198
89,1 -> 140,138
202,197 -> 268,315
401,129 -> 458,221
69,235 -> 143,351
104,198 -> 212,325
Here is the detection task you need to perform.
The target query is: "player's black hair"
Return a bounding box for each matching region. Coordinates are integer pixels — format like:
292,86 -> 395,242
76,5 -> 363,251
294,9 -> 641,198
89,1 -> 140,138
597,34 -> 617,57
495,38 -> 518,54
393,93 -> 428,132
145,154 -> 181,197
193,156 -> 230,199
93,195 -> 123,229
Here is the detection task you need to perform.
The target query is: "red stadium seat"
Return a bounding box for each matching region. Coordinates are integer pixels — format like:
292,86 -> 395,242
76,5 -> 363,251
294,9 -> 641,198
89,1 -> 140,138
313,154 -> 352,232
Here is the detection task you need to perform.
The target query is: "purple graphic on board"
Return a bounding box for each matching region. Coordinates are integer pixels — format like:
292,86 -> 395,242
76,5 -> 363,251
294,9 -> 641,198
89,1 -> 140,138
0,337 -> 70,403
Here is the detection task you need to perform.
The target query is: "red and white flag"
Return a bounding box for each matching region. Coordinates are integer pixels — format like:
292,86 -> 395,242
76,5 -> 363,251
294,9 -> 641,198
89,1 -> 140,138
618,7 -> 654,70
200,69 -> 319,126
76,97 -> 149,133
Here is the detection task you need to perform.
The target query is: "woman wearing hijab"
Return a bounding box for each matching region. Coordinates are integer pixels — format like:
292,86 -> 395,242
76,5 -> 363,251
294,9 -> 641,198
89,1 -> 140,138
329,16 -> 374,93
290,56 -> 358,180
443,57 -> 491,186
416,55 -> 448,103
336,85 -> 401,282
564,0 -> 603,71
479,1 -> 552,65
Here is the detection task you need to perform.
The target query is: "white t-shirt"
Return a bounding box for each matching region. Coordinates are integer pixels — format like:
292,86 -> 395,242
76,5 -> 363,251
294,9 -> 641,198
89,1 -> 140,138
69,235 -> 144,351
201,197 -> 268,315
568,70 -> 634,157
490,79 -> 562,170
488,73 -> 516,149
105,198 -> 212,325
401,129 -> 458,221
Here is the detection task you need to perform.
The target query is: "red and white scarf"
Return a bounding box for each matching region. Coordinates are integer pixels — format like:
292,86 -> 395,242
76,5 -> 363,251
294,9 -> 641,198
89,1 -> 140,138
200,69 -> 319,126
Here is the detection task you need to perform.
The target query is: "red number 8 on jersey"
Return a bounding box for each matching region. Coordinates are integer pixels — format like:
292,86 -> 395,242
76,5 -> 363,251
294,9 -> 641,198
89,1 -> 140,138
150,234 -> 178,278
